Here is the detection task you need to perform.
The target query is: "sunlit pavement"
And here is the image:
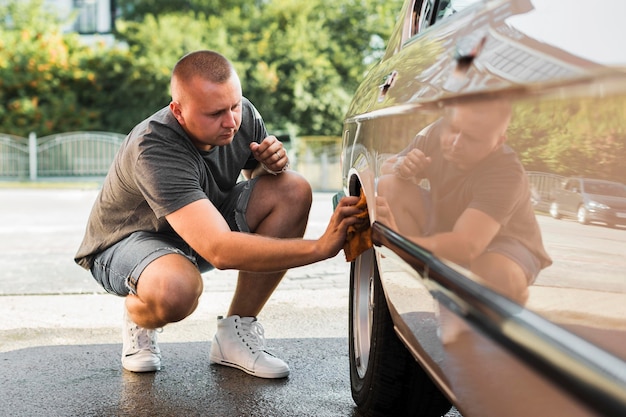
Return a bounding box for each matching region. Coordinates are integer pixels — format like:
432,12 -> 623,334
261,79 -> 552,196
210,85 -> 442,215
0,188 -> 460,416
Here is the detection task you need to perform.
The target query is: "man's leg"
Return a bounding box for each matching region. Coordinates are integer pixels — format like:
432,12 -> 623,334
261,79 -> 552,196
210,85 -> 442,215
91,232 -> 204,373
471,252 -> 529,304
126,253 -> 204,329
210,171 -> 311,378
377,174 -> 429,236
121,254 -> 203,372
228,171 -> 312,317
439,252 -> 528,345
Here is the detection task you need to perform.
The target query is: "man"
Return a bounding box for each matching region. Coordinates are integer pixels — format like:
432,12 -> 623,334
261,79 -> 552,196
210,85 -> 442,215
378,99 -> 551,304
75,50 -> 362,378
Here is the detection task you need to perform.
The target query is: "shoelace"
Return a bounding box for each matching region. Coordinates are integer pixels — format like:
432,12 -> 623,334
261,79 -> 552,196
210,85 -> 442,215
240,320 -> 266,354
129,325 -> 160,353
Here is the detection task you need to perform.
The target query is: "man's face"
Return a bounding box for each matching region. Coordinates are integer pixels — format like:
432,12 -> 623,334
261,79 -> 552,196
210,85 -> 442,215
170,74 -> 243,151
440,103 -> 508,171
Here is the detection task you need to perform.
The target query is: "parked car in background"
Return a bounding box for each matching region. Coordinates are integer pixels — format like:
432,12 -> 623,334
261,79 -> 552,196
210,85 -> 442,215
336,0 -> 626,416
550,177 -> 626,227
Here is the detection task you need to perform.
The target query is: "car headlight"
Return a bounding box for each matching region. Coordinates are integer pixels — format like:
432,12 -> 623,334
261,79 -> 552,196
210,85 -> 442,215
587,200 -> 610,210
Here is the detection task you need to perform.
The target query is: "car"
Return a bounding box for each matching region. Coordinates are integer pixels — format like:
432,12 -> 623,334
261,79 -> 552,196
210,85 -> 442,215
336,1 -> 626,416
549,177 -> 626,227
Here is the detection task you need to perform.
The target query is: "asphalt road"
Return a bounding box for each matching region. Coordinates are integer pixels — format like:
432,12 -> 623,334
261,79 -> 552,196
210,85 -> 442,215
3,186 -> 625,416
0,187 -> 461,417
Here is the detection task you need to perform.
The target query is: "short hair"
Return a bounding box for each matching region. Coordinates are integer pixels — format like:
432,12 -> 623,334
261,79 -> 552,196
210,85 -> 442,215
447,98 -> 512,137
170,50 -> 235,100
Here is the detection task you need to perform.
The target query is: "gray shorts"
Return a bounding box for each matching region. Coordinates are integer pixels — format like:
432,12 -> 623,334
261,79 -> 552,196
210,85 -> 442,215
485,235 -> 542,284
91,178 -> 258,296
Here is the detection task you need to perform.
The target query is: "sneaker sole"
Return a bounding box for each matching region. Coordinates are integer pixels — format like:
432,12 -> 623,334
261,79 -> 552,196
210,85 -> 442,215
122,358 -> 162,373
209,355 -> 289,379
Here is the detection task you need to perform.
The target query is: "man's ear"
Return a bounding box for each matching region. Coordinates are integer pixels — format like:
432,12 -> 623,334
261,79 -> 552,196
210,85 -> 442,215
169,101 -> 184,125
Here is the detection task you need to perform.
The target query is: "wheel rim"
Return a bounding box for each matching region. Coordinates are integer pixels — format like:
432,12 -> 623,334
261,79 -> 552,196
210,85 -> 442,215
578,206 -> 587,223
550,202 -> 559,218
352,249 -> 375,379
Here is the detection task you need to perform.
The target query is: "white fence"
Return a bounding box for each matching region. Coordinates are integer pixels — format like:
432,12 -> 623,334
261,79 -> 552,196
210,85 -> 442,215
527,171 -> 565,211
0,132 -> 343,191
0,131 -> 125,180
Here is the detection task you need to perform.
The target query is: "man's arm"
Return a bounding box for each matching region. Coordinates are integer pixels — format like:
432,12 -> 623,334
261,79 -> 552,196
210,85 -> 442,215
411,208 -> 501,265
165,196 -> 361,272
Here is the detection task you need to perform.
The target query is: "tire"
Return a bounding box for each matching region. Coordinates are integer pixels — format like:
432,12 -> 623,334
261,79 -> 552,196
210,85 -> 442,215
577,205 -> 589,224
549,201 -> 561,219
348,248 -> 451,417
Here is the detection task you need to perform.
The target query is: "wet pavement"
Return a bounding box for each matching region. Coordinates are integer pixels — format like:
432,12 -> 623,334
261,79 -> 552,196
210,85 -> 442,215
0,187 -> 460,417
0,187 -> 359,416
1,339 -> 356,417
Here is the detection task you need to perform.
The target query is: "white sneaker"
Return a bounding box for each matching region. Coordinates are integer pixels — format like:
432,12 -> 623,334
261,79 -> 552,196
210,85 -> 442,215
209,315 -> 290,379
121,309 -> 161,372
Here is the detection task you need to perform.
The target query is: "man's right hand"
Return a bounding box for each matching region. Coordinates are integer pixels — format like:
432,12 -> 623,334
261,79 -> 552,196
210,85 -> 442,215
318,195 -> 364,258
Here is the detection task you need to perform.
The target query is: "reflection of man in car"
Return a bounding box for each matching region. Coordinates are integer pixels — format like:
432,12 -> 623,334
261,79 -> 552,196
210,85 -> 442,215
378,99 -> 552,304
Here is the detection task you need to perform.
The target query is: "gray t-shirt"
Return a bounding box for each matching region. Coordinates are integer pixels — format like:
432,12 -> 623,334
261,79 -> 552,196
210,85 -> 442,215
403,121 -> 552,270
75,98 -> 266,269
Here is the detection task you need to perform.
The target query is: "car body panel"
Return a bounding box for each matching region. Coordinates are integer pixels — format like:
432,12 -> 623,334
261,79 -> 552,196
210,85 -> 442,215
340,0 -> 626,416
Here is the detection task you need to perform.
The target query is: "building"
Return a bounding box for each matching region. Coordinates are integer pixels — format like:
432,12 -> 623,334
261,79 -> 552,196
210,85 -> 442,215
48,0 -> 116,39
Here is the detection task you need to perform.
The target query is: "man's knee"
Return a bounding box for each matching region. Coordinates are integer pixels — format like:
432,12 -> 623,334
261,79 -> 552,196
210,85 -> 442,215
378,174 -> 428,234
137,254 -> 203,323
471,252 -> 529,303
256,171 -> 312,216
280,171 -> 312,207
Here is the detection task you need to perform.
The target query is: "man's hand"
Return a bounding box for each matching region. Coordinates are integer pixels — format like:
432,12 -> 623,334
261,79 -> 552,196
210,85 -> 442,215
392,149 -> 431,183
250,136 -> 290,175
318,195 -> 364,258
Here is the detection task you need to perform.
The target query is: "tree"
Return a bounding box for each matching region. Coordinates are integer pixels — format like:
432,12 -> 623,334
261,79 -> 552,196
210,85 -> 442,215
114,0 -> 403,136
0,0 -> 98,136
508,97 -> 626,182
1,0 -> 403,137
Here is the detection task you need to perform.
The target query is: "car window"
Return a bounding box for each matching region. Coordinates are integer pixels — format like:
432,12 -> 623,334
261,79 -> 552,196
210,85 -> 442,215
411,0 -> 482,37
565,179 -> 579,192
585,181 -> 626,197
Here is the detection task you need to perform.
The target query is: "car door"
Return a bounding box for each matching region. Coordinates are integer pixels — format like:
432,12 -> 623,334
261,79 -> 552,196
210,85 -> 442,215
561,178 -> 583,216
342,0 -> 626,416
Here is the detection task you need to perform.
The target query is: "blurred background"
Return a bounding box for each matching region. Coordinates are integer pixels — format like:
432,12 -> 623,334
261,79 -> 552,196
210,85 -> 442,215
0,0 -> 403,191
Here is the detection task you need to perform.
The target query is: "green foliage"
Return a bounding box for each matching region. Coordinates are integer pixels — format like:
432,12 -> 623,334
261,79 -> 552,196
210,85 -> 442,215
0,0 -> 402,137
116,0 -> 253,22
114,0 -> 403,136
508,97 -> 626,183
73,46 -> 172,134
0,1 -> 90,136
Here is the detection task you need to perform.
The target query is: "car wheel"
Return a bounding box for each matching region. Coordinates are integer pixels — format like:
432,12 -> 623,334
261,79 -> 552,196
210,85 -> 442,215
349,248 -> 451,417
549,201 -> 561,219
577,205 -> 589,224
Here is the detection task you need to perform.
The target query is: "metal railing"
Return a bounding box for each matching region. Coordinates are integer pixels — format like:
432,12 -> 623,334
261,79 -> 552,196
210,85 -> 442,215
0,134 -> 30,179
527,171 -> 565,211
0,131 -> 125,180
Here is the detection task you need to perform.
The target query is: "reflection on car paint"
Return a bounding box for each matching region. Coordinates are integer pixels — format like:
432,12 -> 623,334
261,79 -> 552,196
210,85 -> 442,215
341,0 -> 626,416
